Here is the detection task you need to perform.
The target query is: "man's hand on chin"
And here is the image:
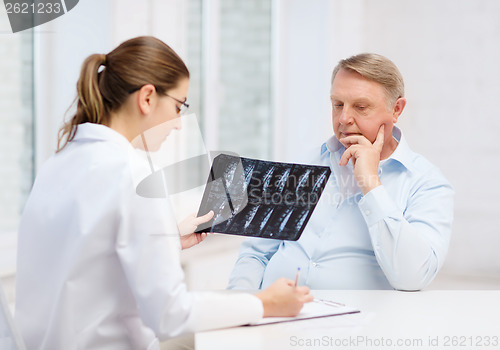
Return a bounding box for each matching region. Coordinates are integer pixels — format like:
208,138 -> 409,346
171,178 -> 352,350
338,125 -> 384,195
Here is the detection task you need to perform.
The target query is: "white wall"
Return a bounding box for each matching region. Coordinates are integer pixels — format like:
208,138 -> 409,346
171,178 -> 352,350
280,0 -> 500,280
34,0 -> 112,169
362,0 -> 500,278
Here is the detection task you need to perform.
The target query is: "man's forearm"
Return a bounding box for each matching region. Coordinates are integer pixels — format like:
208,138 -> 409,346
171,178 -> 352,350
227,256 -> 267,290
227,238 -> 281,290
359,185 -> 454,291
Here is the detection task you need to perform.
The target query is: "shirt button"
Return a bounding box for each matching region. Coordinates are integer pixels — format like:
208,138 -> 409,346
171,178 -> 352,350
365,209 -> 371,215
312,262 -> 318,267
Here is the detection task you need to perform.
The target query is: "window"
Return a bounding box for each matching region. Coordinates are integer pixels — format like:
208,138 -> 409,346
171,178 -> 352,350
0,10 -> 33,301
187,0 -> 273,159
0,16 -> 34,240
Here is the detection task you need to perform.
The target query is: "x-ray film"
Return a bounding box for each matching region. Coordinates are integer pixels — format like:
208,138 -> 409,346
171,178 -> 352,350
195,154 -> 331,241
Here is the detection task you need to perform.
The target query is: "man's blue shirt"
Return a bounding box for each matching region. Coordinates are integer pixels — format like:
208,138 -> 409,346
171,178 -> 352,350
227,127 -> 454,291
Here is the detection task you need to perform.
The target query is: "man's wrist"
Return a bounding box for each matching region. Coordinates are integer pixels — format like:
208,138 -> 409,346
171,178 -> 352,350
358,185 -> 400,228
358,174 -> 382,195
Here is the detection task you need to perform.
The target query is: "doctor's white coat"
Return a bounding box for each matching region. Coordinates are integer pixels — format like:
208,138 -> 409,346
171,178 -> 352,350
15,123 -> 262,350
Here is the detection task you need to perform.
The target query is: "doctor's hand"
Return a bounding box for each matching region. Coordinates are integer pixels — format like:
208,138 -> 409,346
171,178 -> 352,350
178,211 -> 214,250
339,124 -> 384,195
256,278 -> 313,317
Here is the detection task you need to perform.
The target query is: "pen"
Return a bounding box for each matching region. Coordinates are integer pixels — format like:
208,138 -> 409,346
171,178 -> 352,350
294,267 -> 300,287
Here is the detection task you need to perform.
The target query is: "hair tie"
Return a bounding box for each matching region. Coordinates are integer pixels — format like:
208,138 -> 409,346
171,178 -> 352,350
101,54 -> 107,66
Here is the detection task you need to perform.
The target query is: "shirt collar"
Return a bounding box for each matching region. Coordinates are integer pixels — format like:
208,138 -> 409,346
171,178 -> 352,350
386,126 -> 415,171
322,134 -> 344,155
72,123 -> 133,150
320,126 -> 415,172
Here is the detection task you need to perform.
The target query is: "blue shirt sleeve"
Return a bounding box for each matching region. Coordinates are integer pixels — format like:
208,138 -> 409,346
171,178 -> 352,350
227,237 -> 282,290
358,174 -> 454,291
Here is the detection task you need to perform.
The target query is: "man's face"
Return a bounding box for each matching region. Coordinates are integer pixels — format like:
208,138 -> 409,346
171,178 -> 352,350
330,69 -> 400,146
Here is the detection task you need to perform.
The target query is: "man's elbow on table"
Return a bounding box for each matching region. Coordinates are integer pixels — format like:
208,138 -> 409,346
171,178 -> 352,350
386,254 -> 441,291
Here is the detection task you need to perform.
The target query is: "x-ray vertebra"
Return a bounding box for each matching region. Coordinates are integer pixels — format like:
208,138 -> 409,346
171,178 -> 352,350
195,154 -> 331,241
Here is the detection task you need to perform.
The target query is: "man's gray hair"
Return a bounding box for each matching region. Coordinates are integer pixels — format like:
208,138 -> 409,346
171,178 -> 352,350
331,53 -> 405,107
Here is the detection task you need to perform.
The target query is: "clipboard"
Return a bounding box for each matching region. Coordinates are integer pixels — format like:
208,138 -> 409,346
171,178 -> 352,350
195,154 -> 331,241
248,299 -> 360,326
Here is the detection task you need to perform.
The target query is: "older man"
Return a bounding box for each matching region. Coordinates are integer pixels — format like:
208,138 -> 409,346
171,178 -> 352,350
228,53 -> 454,291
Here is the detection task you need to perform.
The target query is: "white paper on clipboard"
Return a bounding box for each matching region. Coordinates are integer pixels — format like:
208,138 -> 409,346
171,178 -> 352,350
248,300 -> 360,326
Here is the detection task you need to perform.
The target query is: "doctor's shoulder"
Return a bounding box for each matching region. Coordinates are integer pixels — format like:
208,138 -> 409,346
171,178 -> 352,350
32,135 -> 133,193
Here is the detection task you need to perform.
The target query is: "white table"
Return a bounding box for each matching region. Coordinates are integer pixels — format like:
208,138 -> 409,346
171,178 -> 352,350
196,290 -> 500,350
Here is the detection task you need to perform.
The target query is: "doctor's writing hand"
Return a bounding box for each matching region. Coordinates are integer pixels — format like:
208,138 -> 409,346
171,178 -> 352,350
256,278 -> 313,317
339,124 -> 384,195
178,211 -> 214,250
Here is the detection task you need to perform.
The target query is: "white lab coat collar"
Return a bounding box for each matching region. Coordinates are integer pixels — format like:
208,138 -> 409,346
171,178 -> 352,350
72,123 -> 133,151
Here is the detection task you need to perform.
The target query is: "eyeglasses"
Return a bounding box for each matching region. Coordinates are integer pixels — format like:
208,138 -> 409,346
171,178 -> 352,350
165,94 -> 189,115
128,86 -> 189,115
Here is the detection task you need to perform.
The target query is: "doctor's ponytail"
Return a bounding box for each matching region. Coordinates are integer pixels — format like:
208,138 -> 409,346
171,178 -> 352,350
57,54 -> 106,151
57,36 -> 189,151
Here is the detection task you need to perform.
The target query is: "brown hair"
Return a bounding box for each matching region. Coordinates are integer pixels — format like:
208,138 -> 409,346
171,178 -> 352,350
331,53 -> 404,108
57,36 -> 189,151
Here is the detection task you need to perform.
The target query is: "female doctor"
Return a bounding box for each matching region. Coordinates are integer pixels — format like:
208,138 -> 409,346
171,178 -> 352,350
15,36 -> 312,350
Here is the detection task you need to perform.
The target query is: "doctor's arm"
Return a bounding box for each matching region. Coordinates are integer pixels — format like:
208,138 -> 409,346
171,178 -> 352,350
117,177 -> 313,339
227,237 -> 282,290
358,178 -> 454,291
